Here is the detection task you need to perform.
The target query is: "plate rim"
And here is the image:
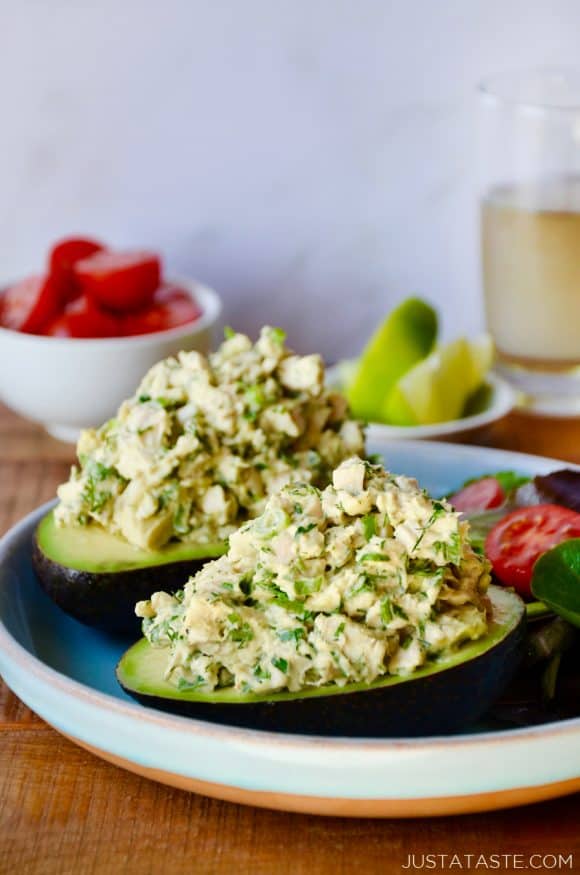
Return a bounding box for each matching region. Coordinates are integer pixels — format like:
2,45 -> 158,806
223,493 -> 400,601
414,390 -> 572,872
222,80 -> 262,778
2,439 -> 580,813
1,438 -> 579,752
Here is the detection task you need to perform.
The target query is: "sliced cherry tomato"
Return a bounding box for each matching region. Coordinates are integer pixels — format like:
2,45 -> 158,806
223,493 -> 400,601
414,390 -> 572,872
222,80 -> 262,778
121,285 -> 202,336
485,504 -> 580,598
75,250 -> 160,312
44,295 -> 121,338
0,274 -> 62,334
449,478 -> 505,513
49,237 -> 104,303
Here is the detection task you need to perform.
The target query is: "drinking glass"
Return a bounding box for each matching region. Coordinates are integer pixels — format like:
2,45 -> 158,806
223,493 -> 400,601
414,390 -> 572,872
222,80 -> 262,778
479,68 -> 580,415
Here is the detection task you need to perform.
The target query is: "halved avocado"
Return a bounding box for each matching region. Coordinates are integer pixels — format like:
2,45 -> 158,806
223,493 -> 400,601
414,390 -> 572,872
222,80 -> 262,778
116,585 -> 525,736
32,511 -> 227,634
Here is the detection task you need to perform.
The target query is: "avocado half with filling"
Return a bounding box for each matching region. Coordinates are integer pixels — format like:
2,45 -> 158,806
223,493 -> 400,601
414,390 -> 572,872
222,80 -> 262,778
32,510 -> 227,633
117,585 -> 525,736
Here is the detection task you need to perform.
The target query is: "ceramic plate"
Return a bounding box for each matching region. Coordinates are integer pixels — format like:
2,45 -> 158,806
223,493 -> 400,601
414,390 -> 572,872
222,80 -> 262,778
1,439 -> 579,818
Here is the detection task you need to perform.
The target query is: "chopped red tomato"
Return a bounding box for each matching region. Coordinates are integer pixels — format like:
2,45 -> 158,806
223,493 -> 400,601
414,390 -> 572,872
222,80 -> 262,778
75,251 -> 160,312
0,275 -> 62,334
449,478 -> 505,513
485,504 -> 580,598
2,239 -> 199,340
121,285 -> 202,336
45,295 -> 121,338
49,237 -> 104,303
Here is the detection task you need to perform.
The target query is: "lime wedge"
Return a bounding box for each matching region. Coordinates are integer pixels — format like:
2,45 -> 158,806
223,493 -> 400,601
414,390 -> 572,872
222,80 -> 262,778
383,335 -> 493,425
346,298 -> 437,421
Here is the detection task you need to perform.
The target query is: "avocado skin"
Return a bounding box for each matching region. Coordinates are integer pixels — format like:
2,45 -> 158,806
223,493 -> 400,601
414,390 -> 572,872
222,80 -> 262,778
118,614 -> 526,737
32,537 -> 210,635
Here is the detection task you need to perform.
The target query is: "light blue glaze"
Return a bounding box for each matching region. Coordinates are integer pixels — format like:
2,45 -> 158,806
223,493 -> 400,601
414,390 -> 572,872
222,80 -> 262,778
0,440 -> 579,802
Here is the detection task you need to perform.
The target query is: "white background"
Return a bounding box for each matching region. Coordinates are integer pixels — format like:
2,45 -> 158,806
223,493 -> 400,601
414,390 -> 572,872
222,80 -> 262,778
1,1 -> 579,358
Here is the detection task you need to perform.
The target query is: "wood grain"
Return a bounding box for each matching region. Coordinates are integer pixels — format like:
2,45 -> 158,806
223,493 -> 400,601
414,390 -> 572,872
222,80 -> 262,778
0,403 -> 579,874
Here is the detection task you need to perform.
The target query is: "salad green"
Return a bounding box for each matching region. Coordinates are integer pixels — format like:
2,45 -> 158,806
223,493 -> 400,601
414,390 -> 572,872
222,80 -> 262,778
531,539 -> 580,629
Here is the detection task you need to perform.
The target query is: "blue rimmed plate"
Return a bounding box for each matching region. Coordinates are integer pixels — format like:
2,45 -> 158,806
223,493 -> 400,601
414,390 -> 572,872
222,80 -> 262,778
0,439 -> 579,817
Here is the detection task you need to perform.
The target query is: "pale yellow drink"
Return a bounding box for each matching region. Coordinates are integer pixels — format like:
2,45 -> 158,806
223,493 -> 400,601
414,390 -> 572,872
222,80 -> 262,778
482,178 -> 580,369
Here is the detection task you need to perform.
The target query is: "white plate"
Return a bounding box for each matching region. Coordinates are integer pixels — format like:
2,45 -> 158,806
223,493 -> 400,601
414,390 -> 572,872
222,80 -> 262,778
0,439 -> 578,817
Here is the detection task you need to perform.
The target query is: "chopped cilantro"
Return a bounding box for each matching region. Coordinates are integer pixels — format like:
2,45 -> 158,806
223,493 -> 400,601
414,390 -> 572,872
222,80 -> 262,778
362,514 -> 376,541
85,460 -> 114,482
146,618 -> 179,644
268,327 -> 286,345
392,604 -> 409,621
239,577 -> 253,596
253,664 -> 272,681
348,576 -> 375,597
276,627 -> 305,644
177,675 -> 206,691
413,503 -> 448,551
158,482 -> 178,509
154,396 -> 178,410
227,614 -> 254,646
260,581 -> 305,613
271,656 -> 288,673
173,504 -> 190,535
380,597 -> 393,624
81,463 -> 113,513
330,650 -> 348,676
294,577 -> 322,596
243,384 -> 266,421
433,532 -> 462,564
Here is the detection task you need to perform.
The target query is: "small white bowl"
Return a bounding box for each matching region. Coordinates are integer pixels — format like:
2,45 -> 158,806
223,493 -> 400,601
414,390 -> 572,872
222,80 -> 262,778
0,278 -> 222,442
326,367 -> 517,442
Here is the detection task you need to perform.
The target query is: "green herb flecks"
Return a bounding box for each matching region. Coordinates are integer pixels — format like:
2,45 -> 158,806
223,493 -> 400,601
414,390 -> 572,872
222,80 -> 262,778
359,552 -> 389,563
177,675 -> 206,691
432,532 -> 462,565
295,522 -> 317,536
267,327 -> 286,345
276,627 -> 306,644
271,656 -> 288,673
412,501 -> 447,552
243,384 -> 267,421
295,577 -> 323,597
380,597 -> 393,625
227,613 -> 254,647
362,514 -> 376,541
253,663 -> 272,681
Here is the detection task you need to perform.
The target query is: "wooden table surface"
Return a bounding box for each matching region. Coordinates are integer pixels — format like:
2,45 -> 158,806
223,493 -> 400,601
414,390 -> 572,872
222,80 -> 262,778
1,403 -> 579,875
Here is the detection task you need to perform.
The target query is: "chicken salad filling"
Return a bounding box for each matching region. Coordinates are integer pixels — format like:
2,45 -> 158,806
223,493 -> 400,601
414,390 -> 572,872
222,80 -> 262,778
55,327 -> 365,550
136,457 -> 491,695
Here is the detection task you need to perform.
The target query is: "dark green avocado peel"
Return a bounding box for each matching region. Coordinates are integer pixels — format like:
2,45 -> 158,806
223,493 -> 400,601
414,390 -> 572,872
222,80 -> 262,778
116,585 -> 525,736
32,510 -> 227,633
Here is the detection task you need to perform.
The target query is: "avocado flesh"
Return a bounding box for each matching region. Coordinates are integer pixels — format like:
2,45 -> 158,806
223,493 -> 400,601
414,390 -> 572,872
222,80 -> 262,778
35,511 -> 226,573
117,586 -> 526,736
33,510 -> 227,634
